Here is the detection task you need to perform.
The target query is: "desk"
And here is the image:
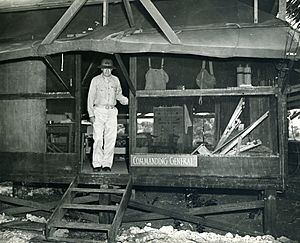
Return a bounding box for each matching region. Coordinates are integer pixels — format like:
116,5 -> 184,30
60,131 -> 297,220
47,123 -> 74,153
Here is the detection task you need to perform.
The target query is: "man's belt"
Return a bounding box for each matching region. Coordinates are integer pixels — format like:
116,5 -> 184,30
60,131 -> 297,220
97,105 -> 115,109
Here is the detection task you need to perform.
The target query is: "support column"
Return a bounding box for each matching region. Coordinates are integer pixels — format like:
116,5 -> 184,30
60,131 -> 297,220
129,57 -> 137,161
263,189 -> 277,235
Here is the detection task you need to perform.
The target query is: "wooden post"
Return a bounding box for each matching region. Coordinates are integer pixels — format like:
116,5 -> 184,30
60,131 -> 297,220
98,184 -> 112,224
129,57 -> 137,163
102,0 -> 108,26
263,189 -> 277,235
75,54 -> 82,156
277,63 -> 288,189
278,0 -> 286,21
254,0 -> 258,24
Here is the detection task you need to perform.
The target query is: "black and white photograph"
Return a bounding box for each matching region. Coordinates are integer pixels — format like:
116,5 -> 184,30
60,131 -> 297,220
0,0 -> 300,242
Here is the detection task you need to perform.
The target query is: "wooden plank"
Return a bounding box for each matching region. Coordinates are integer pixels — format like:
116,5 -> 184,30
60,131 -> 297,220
287,83 -> 300,94
63,203 -> 118,211
220,111 -> 269,154
189,200 -> 264,215
136,87 -> 277,98
0,60 -> 46,154
41,0 -> 88,45
109,177 -> 132,242
278,0 -> 286,21
115,54 -> 136,96
47,236 -> 104,243
71,188 -> 125,193
254,0 -> 258,23
75,54 -> 82,154
123,0 -> 135,27
2,201 -> 58,215
0,195 -> 53,212
123,200 -> 264,222
0,92 -> 74,100
129,57 -> 137,156
112,195 -> 261,236
2,195 -> 95,215
263,189 -> 276,235
277,66 -> 288,189
0,0 -> 127,13
102,0 -> 108,26
130,155 -> 280,178
131,174 -> 282,190
46,177 -> 77,233
139,0 -> 180,44
52,222 -> 111,231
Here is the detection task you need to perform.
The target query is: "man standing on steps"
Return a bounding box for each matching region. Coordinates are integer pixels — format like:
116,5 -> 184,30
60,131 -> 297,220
87,58 -> 128,172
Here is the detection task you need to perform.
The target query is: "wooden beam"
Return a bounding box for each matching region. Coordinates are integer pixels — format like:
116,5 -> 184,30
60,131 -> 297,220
254,0 -> 258,24
75,54 -> 82,154
112,196 -> 261,236
115,54 -> 136,96
263,189 -> 277,235
287,83 -> 300,94
139,0 -> 180,44
0,0 -> 130,13
102,0 -> 109,26
123,200 -> 264,222
82,62 -> 94,85
136,87 -> 277,98
41,0 -> 88,45
129,57 -> 137,157
0,92 -> 74,100
0,195 -> 53,212
108,177 -> 132,242
44,56 -> 72,93
123,0 -> 135,27
278,0 -> 286,21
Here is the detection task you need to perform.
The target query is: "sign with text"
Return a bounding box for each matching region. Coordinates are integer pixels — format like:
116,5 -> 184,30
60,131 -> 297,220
131,154 -> 198,167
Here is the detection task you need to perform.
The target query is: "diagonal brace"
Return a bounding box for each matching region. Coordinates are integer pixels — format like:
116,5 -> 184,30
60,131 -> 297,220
41,0 -> 88,45
123,0 -> 135,28
115,54 -> 136,96
139,0 -> 180,44
44,56 -> 72,94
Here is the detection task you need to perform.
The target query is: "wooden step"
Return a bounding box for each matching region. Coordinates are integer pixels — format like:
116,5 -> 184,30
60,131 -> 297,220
70,187 -> 125,194
47,236 -> 101,243
52,222 -> 111,231
62,203 -> 118,211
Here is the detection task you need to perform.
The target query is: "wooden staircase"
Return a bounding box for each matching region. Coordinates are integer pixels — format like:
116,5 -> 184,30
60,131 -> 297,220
45,175 -> 132,243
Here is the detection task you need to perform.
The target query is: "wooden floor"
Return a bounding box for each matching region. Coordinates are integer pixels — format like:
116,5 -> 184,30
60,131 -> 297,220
80,155 -> 129,175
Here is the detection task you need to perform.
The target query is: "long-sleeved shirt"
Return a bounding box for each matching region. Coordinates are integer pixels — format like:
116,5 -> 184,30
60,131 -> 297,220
87,73 -> 128,118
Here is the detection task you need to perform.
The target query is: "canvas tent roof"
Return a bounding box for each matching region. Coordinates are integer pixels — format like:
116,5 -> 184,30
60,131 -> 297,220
0,0 -> 299,61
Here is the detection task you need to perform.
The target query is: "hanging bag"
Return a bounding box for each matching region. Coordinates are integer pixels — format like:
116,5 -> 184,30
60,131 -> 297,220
196,60 -> 216,89
145,57 -> 169,90
196,61 -> 216,104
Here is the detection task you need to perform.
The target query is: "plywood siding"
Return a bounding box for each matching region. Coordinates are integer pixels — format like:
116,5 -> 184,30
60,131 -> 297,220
0,60 -> 46,152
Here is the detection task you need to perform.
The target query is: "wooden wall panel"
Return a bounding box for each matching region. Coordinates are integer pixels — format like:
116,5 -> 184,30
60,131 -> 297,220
130,155 -> 280,178
0,60 -> 46,152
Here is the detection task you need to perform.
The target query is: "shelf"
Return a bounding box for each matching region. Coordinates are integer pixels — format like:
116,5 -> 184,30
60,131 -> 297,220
136,86 -> 278,98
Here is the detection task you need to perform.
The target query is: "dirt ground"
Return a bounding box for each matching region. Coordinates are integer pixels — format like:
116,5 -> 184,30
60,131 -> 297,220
0,178 -> 299,243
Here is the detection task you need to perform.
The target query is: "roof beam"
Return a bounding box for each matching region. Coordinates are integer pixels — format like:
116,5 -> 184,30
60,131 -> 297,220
139,0 -> 180,45
123,0 -> 135,27
0,0 -> 129,13
41,0 -> 88,45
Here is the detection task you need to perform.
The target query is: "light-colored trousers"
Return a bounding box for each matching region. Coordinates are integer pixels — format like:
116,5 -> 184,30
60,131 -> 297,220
92,107 -> 118,168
